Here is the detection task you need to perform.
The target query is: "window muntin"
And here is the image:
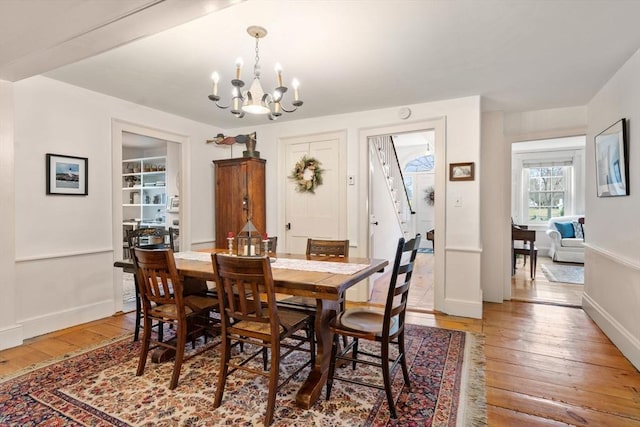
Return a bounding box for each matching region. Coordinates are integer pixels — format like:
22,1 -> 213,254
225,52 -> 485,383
526,166 -> 570,222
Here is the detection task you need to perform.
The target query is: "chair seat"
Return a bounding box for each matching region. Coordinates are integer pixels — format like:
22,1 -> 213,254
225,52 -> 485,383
184,294 -> 218,311
337,308 -> 398,336
231,308 -> 312,337
150,295 -> 217,317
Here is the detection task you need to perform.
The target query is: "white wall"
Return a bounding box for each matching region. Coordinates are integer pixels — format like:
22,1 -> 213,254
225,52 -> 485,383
584,48 -> 640,370
227,96 -> 484,318
481,106 -> 588,304
0,80 -> 20,348
481,111 -> 511,303
5,76 -> 225,344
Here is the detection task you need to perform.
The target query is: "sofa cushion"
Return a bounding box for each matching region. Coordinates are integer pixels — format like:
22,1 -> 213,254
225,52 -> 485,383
561,238 -> 584,248
555,221 -> 575,238
572,221 -> 584,239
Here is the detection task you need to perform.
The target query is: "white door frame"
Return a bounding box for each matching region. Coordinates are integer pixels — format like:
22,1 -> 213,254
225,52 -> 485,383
111,119 -> 190,312
358,118 -> 446,309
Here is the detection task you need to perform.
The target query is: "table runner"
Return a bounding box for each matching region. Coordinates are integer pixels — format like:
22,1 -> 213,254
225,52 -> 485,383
174,251 -> 370,275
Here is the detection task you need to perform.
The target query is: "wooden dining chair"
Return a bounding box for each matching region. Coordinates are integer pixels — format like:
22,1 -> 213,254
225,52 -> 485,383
132,247 -> 218,390
277,238 -> 350,312
306,238 -> 349,258
127,227 -> 177,341
326,234 -> 421,419
211,254 -> 315,426
127,227 -> 209,341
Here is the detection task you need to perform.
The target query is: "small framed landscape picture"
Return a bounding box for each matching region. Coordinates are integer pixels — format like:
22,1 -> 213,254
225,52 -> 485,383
46,153 -> 88,195
449,162 -> 475,181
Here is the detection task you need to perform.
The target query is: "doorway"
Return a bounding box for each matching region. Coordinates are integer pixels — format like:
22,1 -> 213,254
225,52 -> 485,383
111,120 -> 188,314
361,118 -> 445,312
510,136 -> 586,307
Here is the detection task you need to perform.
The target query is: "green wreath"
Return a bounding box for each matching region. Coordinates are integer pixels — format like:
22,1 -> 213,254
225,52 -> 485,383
289,155 -> 323,193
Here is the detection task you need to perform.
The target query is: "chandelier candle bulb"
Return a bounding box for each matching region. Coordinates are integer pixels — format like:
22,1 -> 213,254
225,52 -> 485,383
211,72 -> 219,96
292,78 -> 300,101
275,63 -> 283,87
235,58 -> 243,80
227,232 -> 234,255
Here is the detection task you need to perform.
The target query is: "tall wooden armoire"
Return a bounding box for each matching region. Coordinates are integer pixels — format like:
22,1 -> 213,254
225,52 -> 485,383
213,157 -> 266,249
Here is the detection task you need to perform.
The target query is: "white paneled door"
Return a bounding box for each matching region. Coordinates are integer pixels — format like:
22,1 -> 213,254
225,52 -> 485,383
283,132 -> 346,254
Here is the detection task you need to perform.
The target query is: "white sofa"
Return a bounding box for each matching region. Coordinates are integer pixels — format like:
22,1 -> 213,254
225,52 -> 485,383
546,215 -> 585,264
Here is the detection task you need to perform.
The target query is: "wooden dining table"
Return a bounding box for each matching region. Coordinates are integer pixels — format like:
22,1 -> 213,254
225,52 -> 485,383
115,249 -> 388,409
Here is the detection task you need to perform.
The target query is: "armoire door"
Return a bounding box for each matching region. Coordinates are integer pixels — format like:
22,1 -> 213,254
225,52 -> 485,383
213,157 -> 266,248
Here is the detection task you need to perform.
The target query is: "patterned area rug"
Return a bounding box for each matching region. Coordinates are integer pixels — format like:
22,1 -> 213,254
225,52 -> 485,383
0,325 -> 486,426
541,263 -> 584,285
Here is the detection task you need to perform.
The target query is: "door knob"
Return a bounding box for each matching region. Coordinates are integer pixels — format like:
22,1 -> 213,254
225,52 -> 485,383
371,221 -> 379,225
286,222 -> 291,230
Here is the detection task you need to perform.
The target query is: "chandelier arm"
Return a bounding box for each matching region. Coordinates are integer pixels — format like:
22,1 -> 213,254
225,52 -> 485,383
279,104 -> 299,113
214,100 -> 233,109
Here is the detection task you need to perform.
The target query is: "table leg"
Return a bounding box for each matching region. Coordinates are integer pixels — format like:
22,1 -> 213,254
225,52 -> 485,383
295,298 -> 338,409
530,245 -> 535,279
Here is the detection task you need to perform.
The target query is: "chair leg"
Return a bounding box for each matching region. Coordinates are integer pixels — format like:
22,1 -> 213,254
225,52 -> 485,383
169,321 -> 187,390
264,340 -> 280,426
214,334 -> 231,408
398,332 -> 411,387
381,340 -> 397,419
326,333 -> 339,400
133,278 -> 142,342
352,337 -> 359,370
308,320 -> 316,365
157,320 -> 164,342
263,345 -> 269,371
136,316 -> 152,376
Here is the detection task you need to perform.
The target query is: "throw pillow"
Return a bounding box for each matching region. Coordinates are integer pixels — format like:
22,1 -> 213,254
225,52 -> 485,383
555,221 -> 575,238
572,221 -> 584,239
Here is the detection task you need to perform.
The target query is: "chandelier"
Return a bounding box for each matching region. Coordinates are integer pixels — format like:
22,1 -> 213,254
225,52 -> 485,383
208,26 -> 303,119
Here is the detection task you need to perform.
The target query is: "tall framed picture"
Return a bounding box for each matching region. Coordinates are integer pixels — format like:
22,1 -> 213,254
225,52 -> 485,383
595,118 -> 628,197
46,153 -> 88,195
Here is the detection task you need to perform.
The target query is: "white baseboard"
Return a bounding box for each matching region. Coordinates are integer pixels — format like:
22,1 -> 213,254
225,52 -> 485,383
582,292 -> 640,370
443,296 -> 483,319
0,324 -> 24,351
18,300 -> 115,340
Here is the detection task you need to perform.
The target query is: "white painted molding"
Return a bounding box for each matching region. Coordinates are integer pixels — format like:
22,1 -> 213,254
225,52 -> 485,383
15,248 -> 113,263
443,297 -> 483,319
191,238 -> 215,246
584,243 -> 640,271
18,300 -> 114,339
445,246 -> 483,254
0,324 -> 23,351
582,293 -> 640,370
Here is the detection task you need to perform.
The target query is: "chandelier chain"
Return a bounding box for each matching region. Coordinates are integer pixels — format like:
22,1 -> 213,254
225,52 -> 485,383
254,34 -> 261,79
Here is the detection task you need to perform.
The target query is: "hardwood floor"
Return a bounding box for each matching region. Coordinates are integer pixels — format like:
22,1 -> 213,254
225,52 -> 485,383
512,254 -> 583,307
2,259 -> 639,425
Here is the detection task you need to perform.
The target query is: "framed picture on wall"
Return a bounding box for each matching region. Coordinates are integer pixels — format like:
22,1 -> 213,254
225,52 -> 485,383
46,153 -> 88,195
449,162 -> 475,181
595,118 -> 629,197
168,196 -> 180,212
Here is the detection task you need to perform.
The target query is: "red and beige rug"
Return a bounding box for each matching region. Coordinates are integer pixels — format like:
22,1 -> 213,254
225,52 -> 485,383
0,325 -> 485,426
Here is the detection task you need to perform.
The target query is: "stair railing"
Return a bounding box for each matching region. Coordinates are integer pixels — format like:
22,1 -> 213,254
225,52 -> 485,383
371,135 -> 415,234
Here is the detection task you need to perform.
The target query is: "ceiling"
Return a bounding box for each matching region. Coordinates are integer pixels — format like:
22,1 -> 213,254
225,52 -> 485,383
4,0 -> 640,129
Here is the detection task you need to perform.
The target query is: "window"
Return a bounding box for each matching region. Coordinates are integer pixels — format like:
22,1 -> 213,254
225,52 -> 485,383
511,136 -> 585,226
525,165 -> 570,222
404,155 -> 434,207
